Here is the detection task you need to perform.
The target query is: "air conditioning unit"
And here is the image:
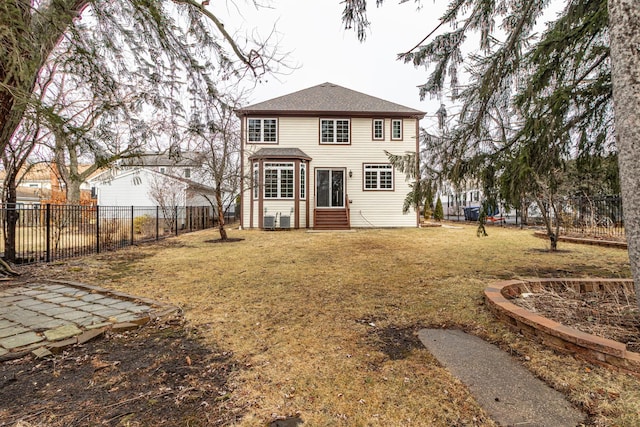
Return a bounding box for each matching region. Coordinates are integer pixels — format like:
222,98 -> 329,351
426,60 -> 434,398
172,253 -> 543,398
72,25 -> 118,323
263,215 -> 275,230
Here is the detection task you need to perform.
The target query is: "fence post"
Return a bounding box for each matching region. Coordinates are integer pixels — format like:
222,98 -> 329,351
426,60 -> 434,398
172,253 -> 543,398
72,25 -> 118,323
156,206 -> 159,241
130,206 -> 134,245
96,205 -> 100,254
45,204 -> 51,263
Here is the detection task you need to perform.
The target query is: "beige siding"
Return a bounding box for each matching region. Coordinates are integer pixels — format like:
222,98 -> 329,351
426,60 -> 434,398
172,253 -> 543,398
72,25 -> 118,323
297,200 -> 307,227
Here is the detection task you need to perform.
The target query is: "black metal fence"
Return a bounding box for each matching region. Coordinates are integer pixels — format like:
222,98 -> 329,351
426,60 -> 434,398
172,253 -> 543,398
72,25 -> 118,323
560,196 -> 624,238
443,195 -> 624,238
0,204 -> 217,264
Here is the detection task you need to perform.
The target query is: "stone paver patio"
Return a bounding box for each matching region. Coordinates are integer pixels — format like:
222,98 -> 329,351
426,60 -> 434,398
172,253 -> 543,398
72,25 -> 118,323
0,280 -> 177,360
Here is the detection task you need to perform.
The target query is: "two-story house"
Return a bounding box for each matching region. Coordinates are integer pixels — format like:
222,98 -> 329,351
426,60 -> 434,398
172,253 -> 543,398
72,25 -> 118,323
237,82 -> 426,230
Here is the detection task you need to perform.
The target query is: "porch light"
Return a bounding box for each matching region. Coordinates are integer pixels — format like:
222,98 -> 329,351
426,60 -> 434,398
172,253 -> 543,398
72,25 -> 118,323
349,170 -> 353,178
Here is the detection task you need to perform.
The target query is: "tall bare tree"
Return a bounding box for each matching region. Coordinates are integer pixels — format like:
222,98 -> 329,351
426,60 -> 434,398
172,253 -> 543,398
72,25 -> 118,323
39,61 -> 152,203
187,91 -> 242,241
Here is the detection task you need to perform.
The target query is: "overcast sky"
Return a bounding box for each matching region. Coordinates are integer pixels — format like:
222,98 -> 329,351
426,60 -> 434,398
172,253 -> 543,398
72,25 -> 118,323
220,0 -> 449,133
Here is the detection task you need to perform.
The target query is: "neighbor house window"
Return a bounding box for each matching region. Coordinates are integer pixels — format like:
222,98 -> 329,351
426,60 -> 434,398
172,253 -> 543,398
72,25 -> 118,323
264,162 -> 294,199
300,163 -> 306,199
184,168 -> 191,178
320,119 -> 350,144
373,119 -> 384,140
248,118 -> 278,143
391,119 -> 402,140
364,164 -> 393,190
253,162 -> 259,199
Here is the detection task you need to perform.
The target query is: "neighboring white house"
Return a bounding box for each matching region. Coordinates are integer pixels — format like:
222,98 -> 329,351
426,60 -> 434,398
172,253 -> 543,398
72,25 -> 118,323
89,152 -> 214,207
236,82 -> 426,229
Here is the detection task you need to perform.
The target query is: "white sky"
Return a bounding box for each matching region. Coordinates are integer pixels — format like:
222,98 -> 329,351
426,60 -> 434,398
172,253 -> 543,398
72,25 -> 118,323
219,0 -> 449,133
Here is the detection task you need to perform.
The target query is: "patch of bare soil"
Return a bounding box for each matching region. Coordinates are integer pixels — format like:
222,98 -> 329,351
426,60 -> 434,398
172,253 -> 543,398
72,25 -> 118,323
0,317 -> 243,427
511,286 -> 640,353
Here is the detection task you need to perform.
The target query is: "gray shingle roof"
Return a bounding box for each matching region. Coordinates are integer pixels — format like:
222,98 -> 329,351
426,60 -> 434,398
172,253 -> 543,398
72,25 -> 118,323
248,148 -> 312,160
237,83 -> 425,117
121,151 -> 202,167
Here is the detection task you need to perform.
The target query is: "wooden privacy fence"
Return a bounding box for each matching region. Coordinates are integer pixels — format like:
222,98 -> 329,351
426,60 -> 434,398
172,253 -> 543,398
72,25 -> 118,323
0,204 -> 216,264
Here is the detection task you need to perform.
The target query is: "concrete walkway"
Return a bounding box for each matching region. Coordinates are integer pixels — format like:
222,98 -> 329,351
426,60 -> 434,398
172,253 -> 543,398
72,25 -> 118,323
419,329 -> 585,427
0,280 -> 176,360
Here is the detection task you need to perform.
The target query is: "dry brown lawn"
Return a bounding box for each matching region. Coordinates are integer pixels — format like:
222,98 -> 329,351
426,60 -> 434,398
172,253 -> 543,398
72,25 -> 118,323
27,223 -> 640,426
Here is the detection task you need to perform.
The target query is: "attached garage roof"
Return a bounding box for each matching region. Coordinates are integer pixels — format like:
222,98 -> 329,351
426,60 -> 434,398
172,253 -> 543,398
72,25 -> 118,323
237,82 -> 425,118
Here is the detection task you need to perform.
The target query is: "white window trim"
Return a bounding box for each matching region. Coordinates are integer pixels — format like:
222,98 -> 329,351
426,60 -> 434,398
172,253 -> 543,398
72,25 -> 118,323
247,118 -> 278,144
320,118 -> 350,144
264,162 -> 295,199
391,119 -> 403,140
373,119 -> 384,140
363,164 -> 394,191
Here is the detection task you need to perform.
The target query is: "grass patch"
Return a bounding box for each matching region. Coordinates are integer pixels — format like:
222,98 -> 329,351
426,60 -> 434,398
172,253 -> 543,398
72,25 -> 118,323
28,224 -> 638,426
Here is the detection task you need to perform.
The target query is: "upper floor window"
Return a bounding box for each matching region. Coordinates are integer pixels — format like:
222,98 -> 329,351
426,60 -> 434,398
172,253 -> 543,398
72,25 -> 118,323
373,119 -> 384,140
391,119 -> 403,140
364,164 -> 393,190
184,168 -> 191,178
248,118 -> 277,143
320,119 -> 350,144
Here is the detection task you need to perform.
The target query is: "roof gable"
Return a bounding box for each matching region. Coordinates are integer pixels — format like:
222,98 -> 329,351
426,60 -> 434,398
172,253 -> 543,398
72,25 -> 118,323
237,82 -> 425,117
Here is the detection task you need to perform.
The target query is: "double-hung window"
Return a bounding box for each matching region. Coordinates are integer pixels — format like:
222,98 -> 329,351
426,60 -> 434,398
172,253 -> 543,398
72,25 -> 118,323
364,164 -> 393,190
391,119 -> 403,140
320,119 -> 350,144
373,119 -> 384,140
264,162 -> 294,199
248,118 -> 277,143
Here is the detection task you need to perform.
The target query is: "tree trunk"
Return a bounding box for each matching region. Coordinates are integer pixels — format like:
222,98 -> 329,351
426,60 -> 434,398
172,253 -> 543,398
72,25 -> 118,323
67,179 -> 82,204
215,187 -> 227,240
608,0 -> 640,304
3,172 -> 19,263
535,197 -> 558,252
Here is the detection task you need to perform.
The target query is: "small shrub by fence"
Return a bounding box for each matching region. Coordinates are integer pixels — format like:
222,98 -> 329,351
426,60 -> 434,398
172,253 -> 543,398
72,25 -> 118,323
0,204 -> 218,265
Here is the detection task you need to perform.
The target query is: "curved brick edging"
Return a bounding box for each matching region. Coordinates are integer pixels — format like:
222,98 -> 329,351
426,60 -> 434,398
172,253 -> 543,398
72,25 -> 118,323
533,231 -> 628,249
485,278 -> 640,376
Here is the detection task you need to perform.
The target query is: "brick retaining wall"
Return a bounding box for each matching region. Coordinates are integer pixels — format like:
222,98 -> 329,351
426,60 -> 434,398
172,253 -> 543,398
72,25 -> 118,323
485,278 -> 640,376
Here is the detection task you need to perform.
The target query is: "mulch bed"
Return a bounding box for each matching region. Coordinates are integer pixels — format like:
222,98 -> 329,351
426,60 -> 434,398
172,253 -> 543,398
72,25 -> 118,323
204,238 -> 245,244
511,285 -> 640,353
0,317 -> 243,426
